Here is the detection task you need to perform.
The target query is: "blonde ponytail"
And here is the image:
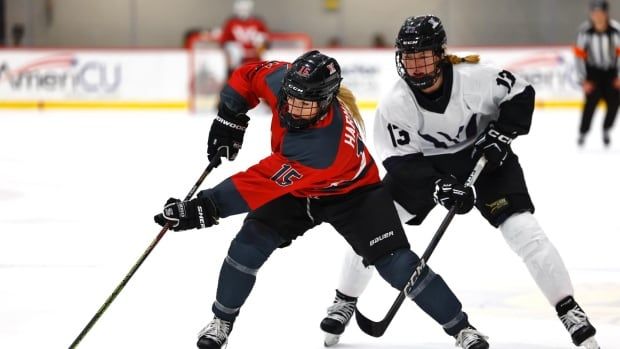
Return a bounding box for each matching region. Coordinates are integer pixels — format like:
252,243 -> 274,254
446,54 -> 480,65
336,85 -> 365,134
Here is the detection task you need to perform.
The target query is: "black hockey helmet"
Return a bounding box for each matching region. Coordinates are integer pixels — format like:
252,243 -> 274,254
395,15 -> 447,89
278,50 -> 342,129
590,0 -> 608,11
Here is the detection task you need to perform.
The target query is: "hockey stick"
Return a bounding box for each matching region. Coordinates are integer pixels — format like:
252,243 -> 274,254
355,156 -> 487,337
68,148 -> 226,349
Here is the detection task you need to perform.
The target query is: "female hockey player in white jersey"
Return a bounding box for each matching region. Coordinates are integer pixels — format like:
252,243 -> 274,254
320,15 -> 600,349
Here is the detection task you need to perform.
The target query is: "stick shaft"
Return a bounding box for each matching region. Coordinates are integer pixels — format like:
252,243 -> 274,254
68,154 -> 223,349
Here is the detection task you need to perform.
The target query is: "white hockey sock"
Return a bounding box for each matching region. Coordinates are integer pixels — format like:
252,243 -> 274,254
499,212 -> 574,305
336,247 -> 374,298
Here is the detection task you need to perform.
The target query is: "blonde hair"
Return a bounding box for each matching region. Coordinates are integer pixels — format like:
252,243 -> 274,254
446,54 -> 480,65
336,85 -> 365,133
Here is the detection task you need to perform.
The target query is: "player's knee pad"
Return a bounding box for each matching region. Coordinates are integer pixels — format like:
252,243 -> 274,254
374,248 -> 435,295
375,248 -> 419,289
500,211 -> 550,260
227,219 -> 284,272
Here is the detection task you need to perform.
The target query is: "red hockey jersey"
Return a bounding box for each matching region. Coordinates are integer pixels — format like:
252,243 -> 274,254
200,61 -> 381,217
219,16 -> 268,63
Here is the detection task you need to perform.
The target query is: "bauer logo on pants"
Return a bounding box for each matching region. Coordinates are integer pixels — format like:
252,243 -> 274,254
369,230 -> 394,247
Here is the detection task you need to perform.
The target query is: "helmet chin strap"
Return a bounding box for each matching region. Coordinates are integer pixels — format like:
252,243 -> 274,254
412,65 -> 443,90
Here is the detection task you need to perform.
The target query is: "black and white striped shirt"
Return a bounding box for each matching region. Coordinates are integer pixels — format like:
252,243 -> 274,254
575,19 -> 620,81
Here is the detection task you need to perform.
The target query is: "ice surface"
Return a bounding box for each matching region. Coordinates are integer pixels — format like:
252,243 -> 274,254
0,108 -> 618,348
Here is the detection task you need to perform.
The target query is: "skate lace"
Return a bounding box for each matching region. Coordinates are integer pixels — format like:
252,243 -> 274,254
560,308 -> 588,334
326,298 -> 356,325
454,328 -> 488,349
198,318 -> 231,345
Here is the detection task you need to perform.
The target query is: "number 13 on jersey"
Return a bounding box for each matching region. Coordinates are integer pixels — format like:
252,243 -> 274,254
387,123 -> 411,147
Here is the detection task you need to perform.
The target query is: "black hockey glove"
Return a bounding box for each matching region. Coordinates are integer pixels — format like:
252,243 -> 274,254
433,176 -> 475,214
207,108 -> 250,165
471,124 -> 515,171
154,197 -> 219,231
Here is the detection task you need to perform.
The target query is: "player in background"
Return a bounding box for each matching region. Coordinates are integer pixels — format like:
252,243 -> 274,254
320,16 -> 600,349
154,50 -> 489,349
574,0 -> 620,147
219,0 -> 269,77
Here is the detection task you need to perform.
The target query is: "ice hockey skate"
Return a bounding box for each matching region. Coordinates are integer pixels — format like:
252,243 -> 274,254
454,326 -> 489,349
196,317 -> 233,349
320,290 -> 357,347
603,130 -> 611,147
556,296 -> 599,348
578,133 -> 586,146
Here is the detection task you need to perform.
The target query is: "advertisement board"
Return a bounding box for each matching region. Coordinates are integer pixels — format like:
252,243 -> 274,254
0,50 -> 188,109
0,46 -> 582,111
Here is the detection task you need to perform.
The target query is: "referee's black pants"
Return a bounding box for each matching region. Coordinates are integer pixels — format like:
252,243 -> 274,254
580,72 -> 620,134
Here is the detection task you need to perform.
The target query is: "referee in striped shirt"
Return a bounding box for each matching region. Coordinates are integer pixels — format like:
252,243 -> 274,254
574,0 -> 620,147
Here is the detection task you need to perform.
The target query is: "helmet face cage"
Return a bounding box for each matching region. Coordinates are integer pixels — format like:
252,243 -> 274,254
277,89 -> 334,129
395,16 -> 447,89
278,51 -> 342,130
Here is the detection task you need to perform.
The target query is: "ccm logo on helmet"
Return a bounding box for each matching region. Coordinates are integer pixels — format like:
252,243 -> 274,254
287,84 -> 304,93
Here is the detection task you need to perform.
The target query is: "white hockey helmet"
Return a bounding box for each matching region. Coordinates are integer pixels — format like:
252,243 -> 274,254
233,0 -> 254,19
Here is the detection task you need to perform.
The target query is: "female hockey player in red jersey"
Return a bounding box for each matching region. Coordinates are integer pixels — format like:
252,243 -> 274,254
321,15 -> 600,349
155,50 -> 489,349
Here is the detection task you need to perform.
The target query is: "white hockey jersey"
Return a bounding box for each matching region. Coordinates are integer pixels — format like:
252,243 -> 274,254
373,62 -> 533,162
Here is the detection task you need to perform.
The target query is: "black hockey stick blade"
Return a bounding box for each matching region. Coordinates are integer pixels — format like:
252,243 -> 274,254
355,292 -> 406,337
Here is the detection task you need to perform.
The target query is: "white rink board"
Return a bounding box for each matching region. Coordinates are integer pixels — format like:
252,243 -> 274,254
266,46 -> 583,107
0,50 -> 187,103
0,108 -> 619,349
1,46 -> 583,110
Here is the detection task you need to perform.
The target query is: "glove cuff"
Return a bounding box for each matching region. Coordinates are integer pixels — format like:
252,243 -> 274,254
215,115 -> 248,131
486,125 -> 515,145
489,123 -> 518,139
218,103 -> 250,126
